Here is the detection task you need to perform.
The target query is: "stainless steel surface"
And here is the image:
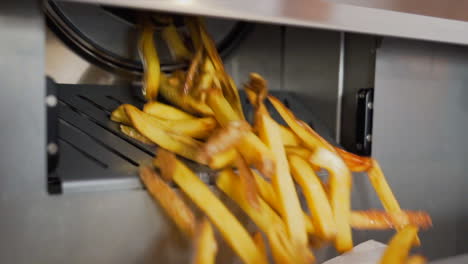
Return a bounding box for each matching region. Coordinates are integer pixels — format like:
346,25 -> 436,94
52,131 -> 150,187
372,37 -> 468,260
61,0 -> 468,45
335,32 -> 345,143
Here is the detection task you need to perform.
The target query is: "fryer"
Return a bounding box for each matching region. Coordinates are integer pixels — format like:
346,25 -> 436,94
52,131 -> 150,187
1,0 -> 468,263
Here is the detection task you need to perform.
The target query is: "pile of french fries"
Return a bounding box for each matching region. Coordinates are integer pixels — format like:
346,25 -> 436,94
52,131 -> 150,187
111,16 -> 432,264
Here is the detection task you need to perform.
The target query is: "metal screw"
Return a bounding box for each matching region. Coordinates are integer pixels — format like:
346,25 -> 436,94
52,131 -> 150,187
367,102 -> 373,109
45,95 -> 57,107
359,93 -> 365,99
366,134 -> 372,142
47,143 -> 58,155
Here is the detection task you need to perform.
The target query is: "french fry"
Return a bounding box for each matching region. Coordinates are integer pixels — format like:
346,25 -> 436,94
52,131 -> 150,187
309,147 -> 353,252
125,105 -> 202,163
139,167 -> 196,237
156,150 -> 268,264
139,23 -> 160,100
111,104 -> 131,125
285,146 -> 322,172
335,147 -> 372,172
183,47 -> 203,94
191,219 -> 217,264
350,210 -> 432,230
252,232 -> 267,261
289,155 -> 337,240
120,125 -> 154,145
207,148 -> 238,170
268,95 -> 335,152
280,125 -> 301,146
151,116 -> 217,139
235,156 -> 260,209
162,23 -> 192,61
256,111 -> 309,261
159,75 -> 214,116
143,101 -> 196,120
406,255 -> 427,264
217,169 -> 304,264
197,120 -> 250,164
379,225 -> 419,264
206,88 -> 241,126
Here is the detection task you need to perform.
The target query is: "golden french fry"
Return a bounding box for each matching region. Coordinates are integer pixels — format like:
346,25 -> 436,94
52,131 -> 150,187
252,232 -> 267,261
111,104 -> 131,125
289,155 -> 337,240
162,23 -> 192,61
309,147 -> 353,252
159,75 -> 214,116
279,125 -> 301,146
125,105 -> 202,163
191,219 -> 217,264
285,146 -> 321,172
197,120 -> 250,164
139,23 -> 160,100
268,95 -> 335,152
139,167 -> 196,237
208,148 -> 238,170
183,47 -> 203,94
235,156 -> 260,209
206,88 -> 241,126
120,125 -> 154,145
185,16 -> 202,50
335,147 -> 372,172
156,150 -> 268,264
350,210 -> 432,230
217,169 -> 304,264
256,111 -> 309,260
406,255 -> 427,264
151,116 -> 217,139
143,101 -> 196,120
379,225 -> 419,264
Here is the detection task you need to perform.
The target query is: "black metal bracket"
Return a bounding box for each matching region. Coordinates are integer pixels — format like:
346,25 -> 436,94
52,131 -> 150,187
355,88 -> 374,156
46,77 -> 62,194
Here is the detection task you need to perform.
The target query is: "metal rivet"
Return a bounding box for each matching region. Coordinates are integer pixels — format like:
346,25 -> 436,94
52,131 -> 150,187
367,102 -> 373,109
366,134 -> 372,142
45,95 -> 57,107
47,143 -> 58,155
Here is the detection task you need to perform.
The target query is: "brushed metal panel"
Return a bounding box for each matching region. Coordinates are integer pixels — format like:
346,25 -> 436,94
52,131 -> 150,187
373,37 -> 468,260
60,0 -> 468,45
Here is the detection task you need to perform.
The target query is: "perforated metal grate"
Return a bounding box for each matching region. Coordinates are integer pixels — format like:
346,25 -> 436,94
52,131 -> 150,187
49,82 -> 334,193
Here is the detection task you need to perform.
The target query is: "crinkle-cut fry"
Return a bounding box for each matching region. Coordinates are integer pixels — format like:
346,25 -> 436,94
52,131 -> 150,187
139,167 -> 196,237
350,210 -> 432,230
111,104 -> 131,125
124,105 -> 202,163
151,116 -> 217,139
309,147 -> 353,252
191,219 -> 217,264
379,225 -> 419,264
183,47 -> 203,95
406,255 -> 427,264
217,170 -> 305,264
120,125 -> 154,145
289,155 -> 337,240
335,147 -> 372,172
256,112 -> 309,261
139,23 -> 160,100
143,101 -> 196,120
156,150 -> 268,264
160,74 -> 214,116
279,125 -> 301,146
197,120 -> 250,164
161,23 -> 193,61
